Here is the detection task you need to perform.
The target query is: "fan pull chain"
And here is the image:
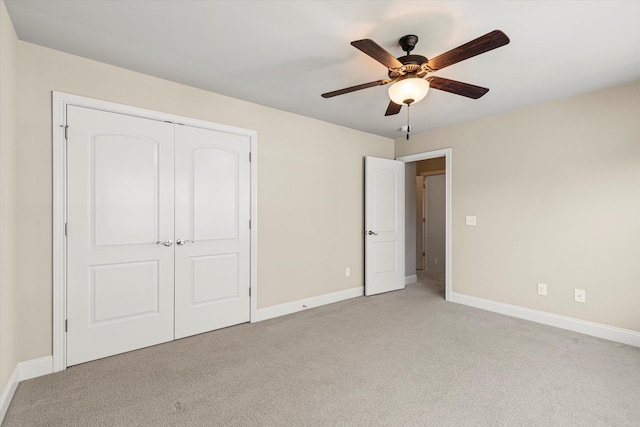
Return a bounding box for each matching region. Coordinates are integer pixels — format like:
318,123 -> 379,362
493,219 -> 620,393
406,103 -> 411,140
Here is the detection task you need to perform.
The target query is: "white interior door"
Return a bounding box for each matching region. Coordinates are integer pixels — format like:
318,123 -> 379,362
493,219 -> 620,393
174,125 -> 251,339
364,156 -> 405,296
66,106 -> 175,366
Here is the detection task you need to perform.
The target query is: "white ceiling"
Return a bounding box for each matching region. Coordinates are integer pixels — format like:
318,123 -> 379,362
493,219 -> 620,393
5,0 -> 640,139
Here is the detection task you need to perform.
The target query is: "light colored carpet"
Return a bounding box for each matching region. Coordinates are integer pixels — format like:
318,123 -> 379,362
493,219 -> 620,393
4,271 -> 640,426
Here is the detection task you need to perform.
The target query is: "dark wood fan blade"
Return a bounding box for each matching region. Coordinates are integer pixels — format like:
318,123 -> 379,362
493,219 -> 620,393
385,101 -> 402,116
427,30 -> 510,71
321,79 -> 390,98
428,77 -> 489,99
351,39 -> 404,70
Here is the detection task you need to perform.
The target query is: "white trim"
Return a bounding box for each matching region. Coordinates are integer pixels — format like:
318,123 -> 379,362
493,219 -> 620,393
18,356 -> 53,381
52,93 -> 67,372
450,292 -> 640,348
396,148 -> 452,301
0,356 -> 54,424
254,287 -> 364,322
52,92 -> 258,371
0,366 -> 19,423
405,275 -> 418,285
250,131 -> 259,326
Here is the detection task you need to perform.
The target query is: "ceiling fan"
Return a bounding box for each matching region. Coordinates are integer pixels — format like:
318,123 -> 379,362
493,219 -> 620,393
321,30 -> 510,117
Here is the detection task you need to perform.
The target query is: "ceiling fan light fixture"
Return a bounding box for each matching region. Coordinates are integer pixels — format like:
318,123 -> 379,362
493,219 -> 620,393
388,78 -> 430,106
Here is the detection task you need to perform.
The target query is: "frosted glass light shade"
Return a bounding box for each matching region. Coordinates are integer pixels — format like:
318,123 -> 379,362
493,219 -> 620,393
388,78 -> 430,105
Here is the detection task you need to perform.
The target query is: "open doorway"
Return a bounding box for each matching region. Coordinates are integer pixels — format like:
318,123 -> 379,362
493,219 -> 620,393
398,149 -> 452,300
417,159 -> 446,273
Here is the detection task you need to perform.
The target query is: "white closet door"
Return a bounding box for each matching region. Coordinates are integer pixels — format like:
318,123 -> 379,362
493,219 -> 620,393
66,106 -> 175,366
174,125 -> 251,339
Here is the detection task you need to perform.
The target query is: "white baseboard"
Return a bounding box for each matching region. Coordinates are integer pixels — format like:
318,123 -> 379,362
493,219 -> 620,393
0,355 -> 53,424
405,275 -> 417,285
450,292 -> 640,348
254,286 -> 364,322
0,366 -> 19,423
19,356 -> 53,381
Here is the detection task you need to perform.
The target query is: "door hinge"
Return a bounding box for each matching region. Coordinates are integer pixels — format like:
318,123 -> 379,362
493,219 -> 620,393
64,125 -> 69,140
249,219 -> 251,229
422,218 -> 425,223
423,252 -> 426,257
249,287 -> 252,297
65,319 -> 68,332
64,223 -> 68,236
249,152 -> 252,162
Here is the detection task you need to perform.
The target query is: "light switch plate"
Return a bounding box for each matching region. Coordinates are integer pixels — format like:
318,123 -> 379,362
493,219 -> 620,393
465,215 -> 477,226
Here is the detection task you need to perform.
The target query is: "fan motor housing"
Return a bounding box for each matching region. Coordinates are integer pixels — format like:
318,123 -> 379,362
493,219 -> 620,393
399,54 -> 427,66
389,34 -> 428,78
389,54 -> 428,78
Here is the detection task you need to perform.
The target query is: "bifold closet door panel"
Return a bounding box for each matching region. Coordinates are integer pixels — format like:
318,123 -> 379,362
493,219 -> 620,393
174,125 -> 251,339
66,106 -> 175,366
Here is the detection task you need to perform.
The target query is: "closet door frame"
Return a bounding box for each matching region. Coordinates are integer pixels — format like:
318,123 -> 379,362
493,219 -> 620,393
52,92 -> 258,372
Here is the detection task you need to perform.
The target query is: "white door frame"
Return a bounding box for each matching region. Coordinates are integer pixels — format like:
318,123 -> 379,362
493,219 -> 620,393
52,92 -> 258,372
422,179 -> 428,270
396,149 -> 452,301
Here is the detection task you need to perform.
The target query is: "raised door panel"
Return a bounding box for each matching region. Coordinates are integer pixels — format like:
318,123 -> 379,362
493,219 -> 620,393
192,147 -> 238,241
373,170 -> 398,233
90,261 -> 159,323
66,106 -> 175,366
191,254 -> 239,305
93,136 -> 159,247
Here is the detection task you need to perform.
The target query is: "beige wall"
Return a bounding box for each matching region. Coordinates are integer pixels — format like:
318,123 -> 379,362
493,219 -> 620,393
15,42 -> 393,362
396,81 -> 640,331
0,0 -> 18,392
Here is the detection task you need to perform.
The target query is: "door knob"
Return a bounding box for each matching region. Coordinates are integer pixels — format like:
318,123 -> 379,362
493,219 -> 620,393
156,239 -> 173,247
176,239 -> 194,246
366,231 -> 378,236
